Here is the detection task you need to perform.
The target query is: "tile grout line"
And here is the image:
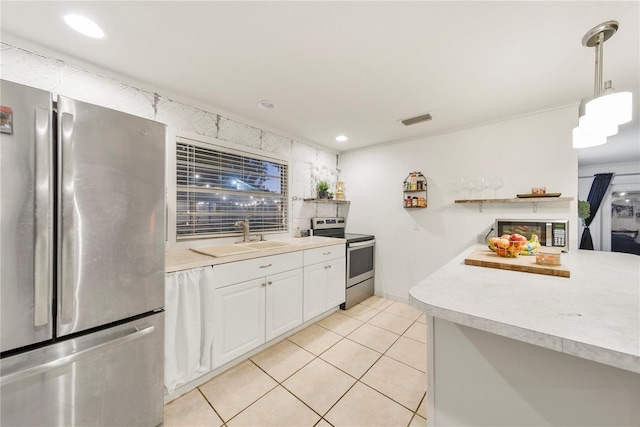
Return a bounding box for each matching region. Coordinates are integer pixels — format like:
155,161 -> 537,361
250,345 -> 353,425
196,387 -> 229,427
355,311 -> 428,415
216,379 -> 281,426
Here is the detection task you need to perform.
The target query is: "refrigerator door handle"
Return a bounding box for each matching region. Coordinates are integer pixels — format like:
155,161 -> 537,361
0,324 -> 155,387
59,112 -> 75,324
34,106 -> 52,327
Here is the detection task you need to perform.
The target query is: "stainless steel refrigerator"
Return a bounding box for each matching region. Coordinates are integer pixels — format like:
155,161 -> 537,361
0,80 -> 166,426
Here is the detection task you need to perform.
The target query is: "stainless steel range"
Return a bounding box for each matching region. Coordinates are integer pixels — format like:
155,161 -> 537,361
311,218 -> 375,309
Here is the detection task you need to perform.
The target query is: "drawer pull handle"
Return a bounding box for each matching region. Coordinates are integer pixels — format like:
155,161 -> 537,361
323,252 -> 331,255
267,281 -> 273,285
261,282 -> 266,287
259,264 -> 272,269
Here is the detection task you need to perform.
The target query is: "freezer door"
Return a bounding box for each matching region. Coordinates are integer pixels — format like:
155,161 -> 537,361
1,311 -> 164,427
57,96 -> 166,337
0,80 -> 54,352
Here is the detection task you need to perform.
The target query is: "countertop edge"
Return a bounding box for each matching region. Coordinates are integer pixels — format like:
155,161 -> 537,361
409,294 -> 564,353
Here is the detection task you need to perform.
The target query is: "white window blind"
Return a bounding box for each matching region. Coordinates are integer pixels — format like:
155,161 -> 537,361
176,140 -> 288,240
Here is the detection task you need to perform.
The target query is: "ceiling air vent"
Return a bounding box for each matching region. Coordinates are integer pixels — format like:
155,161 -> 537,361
399,113 -> 433,126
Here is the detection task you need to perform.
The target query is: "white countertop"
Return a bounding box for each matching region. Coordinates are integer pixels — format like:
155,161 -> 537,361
409,245 -> 640,374
165,236 -> 345,273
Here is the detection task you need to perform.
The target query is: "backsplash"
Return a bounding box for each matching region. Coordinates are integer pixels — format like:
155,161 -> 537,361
0,42 -> 346,232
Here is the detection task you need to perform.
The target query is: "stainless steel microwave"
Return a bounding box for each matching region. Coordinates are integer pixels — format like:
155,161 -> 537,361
495,219 -> 569,252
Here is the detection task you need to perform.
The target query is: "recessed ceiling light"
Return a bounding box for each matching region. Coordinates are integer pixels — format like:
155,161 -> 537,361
336,135 -> 348,142
64,14 -> 105,39
257,100 -> 277,110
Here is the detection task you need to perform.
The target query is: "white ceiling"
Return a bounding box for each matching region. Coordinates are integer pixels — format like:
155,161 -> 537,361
1,1 -> 638,165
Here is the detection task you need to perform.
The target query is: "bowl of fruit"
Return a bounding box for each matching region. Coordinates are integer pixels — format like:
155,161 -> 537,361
487,233 -> 540,258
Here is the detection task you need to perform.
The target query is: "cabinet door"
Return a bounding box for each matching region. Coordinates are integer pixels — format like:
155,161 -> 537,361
265,269 -> 303,341
213,278 -> 265,368
326,257 -> 346,308
303,263 -> 327,322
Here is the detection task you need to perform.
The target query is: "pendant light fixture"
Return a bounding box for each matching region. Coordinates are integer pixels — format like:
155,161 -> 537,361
573,20 -> 633,149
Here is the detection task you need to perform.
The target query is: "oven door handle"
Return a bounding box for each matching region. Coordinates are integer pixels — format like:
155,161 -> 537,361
348,239 -> 375,248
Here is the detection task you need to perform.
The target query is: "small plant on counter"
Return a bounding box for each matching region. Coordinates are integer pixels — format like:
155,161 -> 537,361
317,180 -> 330,199
578,200 -> 591,226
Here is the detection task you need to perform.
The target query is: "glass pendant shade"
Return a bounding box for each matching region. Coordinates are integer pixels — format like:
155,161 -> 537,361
585,91 -> 633,125
574,22 -> 632,150
572,126 -> 607,148
578,114 -> 618,136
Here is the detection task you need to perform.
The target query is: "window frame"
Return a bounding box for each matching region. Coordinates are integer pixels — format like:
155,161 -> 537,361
166,130 -> 291,249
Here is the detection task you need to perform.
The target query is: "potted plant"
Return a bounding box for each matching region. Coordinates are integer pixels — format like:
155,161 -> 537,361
317,180 -> 330,199
578,200 -> 591,226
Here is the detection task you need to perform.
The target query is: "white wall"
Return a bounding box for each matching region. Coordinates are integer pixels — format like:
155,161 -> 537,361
340,107 -> 579,301
0,42 -> 341,244
578,162 -> 640,251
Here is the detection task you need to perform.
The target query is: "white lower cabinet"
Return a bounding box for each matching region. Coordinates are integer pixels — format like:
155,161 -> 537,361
303,245 -> 346,322
303,263 -> 328,321
265,269 -> 304,340
213,277 -> 266,367
326,257 -> 346,308
211,252 -> 303,368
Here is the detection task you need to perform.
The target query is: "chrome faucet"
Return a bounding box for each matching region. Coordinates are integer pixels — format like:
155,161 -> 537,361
234,219 -> 251,243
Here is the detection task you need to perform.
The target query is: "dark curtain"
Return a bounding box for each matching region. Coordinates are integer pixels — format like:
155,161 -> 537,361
580,172 -> 614,250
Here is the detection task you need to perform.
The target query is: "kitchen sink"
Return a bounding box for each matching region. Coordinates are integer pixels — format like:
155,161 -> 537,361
190,241 -> 291,257
241,241 -> 291,250
190,245 -> 258,257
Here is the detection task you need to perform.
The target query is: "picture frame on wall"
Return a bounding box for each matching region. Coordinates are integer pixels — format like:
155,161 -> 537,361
613,204 -> 634,218
0,106 -> 13,134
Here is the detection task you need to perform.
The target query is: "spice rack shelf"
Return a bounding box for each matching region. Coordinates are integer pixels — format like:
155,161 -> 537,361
455,196 -> 574,212
403,172 -> 427,208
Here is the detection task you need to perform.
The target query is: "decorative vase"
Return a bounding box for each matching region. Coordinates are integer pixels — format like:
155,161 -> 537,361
336,181 -> 345,200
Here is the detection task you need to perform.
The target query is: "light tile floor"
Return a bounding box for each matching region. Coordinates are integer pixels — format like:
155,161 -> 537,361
164,297 -> 428,427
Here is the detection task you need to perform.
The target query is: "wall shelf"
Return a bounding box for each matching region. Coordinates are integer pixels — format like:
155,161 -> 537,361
455,196 -> 574,213
303,198 -> 350,204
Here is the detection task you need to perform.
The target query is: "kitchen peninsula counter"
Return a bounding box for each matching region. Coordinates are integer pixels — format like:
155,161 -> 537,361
166,236 -> 345,273
409,245 -> 640,426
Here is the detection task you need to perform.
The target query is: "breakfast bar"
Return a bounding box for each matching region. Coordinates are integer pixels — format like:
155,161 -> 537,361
409,245 -> 640,426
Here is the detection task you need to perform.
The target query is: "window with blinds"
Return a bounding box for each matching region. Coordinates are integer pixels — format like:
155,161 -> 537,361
176,141 -> 288,240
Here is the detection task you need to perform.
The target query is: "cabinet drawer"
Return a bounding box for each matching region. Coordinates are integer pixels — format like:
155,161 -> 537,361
213,251 -> 303,289
304,244 -> 345,266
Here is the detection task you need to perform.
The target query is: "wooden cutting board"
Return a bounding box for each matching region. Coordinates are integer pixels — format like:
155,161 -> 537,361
464,248 -> 570,278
